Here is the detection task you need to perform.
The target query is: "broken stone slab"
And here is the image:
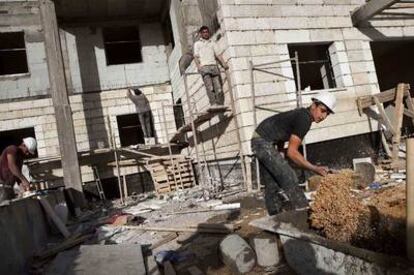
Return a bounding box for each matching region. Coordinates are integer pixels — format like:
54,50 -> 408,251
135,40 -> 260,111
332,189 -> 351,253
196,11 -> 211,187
219,234 -> 256,274
250,237 -> 281,267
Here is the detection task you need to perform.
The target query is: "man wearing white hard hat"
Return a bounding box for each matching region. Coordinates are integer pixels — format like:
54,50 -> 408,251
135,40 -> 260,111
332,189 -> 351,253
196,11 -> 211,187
0,137 -> 37,203
251,91 -> 336,215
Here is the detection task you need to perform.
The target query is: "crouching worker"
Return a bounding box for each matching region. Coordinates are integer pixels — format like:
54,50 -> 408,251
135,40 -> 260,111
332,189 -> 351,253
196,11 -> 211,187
0,137 -> 37,204
251,92 -> 336,215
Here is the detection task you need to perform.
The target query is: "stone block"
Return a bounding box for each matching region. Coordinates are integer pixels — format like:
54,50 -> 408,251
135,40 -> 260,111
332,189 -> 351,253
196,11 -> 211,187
226,31 -> 257,45
275,30 -> 310,43
332,63 -> 351,76
250,237 -> 281,267
349,61 -> 375,74
310,29 -> 343,42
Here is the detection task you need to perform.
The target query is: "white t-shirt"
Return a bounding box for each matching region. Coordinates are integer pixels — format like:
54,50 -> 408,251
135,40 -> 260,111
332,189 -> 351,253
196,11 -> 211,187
193,38 -> 218,67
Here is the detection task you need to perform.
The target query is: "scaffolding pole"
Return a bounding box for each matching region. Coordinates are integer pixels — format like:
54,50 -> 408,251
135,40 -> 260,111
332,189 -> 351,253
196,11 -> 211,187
250,60 -> 261,190
161,101 -> 181,191
295,51 -> 307,160
183,74 -> 205,193
225,70 -> 248,191
107,116 -> 124,205
249,53 -> 306,191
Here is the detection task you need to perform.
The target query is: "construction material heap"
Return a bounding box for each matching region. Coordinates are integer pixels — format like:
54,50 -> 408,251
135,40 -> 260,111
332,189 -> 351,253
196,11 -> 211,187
310,170 -> 406,255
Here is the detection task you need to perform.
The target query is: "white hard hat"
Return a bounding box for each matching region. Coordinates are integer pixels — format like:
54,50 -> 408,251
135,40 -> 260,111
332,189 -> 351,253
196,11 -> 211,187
311,91 -> 336,114
23,137 -> 37,154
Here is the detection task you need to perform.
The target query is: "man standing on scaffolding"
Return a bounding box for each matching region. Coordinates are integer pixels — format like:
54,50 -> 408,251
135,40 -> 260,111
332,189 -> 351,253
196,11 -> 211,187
194,26 -> 229,106
251,92 -> 336,215
127,88 -> 155,145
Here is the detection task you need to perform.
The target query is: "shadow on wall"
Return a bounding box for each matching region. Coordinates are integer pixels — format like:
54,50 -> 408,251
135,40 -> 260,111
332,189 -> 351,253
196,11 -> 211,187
187,114 -> 233,147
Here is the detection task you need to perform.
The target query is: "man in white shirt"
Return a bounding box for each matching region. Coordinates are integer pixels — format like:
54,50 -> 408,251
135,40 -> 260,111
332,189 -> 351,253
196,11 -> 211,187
193,26 -> 229,106
127,88 -> 155,144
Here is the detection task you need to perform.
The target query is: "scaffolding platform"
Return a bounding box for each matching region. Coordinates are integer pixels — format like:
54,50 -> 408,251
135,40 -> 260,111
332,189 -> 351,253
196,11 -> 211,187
26,143 -> 186,171
170,105 -> 231,143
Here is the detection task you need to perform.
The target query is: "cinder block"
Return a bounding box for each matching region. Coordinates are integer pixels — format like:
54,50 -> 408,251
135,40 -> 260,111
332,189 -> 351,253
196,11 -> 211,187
349,61 -> 375,74
310,29 -> 343,42
275,30 -> 310,43
226,31 -> 257,45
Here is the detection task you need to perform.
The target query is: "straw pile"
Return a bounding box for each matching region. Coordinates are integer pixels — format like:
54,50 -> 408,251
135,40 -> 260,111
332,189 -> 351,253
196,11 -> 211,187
309,170 -> 374,243
310,170 -> 407,255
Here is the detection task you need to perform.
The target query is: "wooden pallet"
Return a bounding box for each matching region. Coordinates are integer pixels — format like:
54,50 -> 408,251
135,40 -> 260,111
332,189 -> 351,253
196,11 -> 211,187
146,155 -> 195,194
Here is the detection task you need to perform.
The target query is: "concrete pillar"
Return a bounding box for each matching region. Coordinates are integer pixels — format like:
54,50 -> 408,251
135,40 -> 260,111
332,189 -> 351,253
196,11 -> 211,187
39,0 -> 85,211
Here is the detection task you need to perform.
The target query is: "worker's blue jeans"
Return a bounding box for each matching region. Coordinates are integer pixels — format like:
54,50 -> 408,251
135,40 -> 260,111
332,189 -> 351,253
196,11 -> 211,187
251,137 -> 308,215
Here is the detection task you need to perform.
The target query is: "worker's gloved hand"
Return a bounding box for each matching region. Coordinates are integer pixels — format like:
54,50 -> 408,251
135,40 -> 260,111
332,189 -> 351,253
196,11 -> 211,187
313,166 -> 329,177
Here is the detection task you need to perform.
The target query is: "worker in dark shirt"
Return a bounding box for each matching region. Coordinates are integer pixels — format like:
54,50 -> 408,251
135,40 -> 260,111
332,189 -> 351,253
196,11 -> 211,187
251,92 -> 336,215
0,137 -> 37,203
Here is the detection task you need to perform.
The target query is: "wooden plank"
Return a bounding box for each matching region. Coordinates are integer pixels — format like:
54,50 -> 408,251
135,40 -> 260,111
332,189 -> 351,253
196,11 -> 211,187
392,83 -> 406,165
38,197 -> 70,238
405,96 -> 414,125
357,87 -> 410,109
373,96 -> 396,136
122,225 -> 231,234
351,0 -> 400,26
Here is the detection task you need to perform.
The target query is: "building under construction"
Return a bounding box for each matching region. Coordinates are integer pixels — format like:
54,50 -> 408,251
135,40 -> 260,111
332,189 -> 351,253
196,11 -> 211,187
1,0 -> 414,274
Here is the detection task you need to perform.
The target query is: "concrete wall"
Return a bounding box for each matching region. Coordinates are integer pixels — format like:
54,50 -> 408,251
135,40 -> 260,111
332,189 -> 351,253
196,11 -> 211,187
0,1 -> 50,100
62,22 -> 170,93
0,191 -> 66,275
0,83 -> 176,184
217,0 -> 414,156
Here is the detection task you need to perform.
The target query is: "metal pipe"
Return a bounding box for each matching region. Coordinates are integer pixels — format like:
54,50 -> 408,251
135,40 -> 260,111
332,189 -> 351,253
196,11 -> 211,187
183,74 -> 204,190
225,70 -> 248,191
406,137 -> 414,261
107,116 -> 124,205
250,60 -> 260,190
161,101 -> 179,191
295,51 -> 307,160
254,57 -> 296,68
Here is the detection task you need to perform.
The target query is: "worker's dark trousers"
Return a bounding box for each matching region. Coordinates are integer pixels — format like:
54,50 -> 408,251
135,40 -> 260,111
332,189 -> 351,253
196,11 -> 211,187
138,111 -> 153,138
251,137 -> 308,215
200,65 -> 224,105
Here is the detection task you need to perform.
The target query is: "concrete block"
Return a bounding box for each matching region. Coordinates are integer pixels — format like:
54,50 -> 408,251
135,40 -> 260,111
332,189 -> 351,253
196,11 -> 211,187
226,31 -> 257,45
310,29 -> 343,42
333,63 -> 351,76
26,42 -> 46,64
275,30 -> 310,43
219,234 -> 256,274
250,237 -> 281,267
255,31 -> 275,44
349,61 -> 375,74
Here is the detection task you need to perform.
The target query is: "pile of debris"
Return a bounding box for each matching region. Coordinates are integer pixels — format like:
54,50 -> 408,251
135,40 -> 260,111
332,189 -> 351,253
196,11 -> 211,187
309,170 -> 406,255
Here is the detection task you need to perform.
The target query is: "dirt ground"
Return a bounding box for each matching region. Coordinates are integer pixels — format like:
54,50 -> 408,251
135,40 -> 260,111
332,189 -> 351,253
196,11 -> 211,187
309,170 -> 406,256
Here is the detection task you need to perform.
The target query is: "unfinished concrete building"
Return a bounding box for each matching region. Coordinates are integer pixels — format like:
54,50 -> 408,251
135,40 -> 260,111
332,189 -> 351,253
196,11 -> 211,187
0,0 -> 413,197
1,0 -> 414,274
